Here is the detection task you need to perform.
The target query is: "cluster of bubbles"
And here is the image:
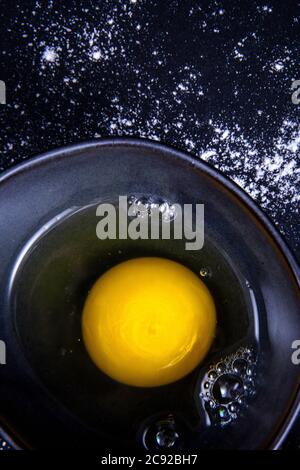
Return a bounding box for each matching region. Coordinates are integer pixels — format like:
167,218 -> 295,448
128,195 -> 178,222
200,347 -> 257,426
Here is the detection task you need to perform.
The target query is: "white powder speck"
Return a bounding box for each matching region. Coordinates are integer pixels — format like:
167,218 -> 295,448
201,150 -> 217,161
233,48 -> 245,61
178,83 -> 188,91
271,60 -> 284,72
287,134 -> 300,152
221,130 -> 230,140
42,46 -> 59,63
90,48 -> 102,62
185,139 -> 195,149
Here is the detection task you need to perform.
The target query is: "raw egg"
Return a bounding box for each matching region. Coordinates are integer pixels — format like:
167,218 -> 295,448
82,257 -> 216,387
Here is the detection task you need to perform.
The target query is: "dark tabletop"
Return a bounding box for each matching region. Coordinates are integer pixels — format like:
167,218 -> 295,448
0,0 -> 299,449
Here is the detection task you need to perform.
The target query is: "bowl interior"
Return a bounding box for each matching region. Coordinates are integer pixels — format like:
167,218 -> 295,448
11,201 -> 251,447
0,140 -> 299,449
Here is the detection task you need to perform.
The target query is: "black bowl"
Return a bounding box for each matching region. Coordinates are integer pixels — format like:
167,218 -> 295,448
0,138 -> 299,450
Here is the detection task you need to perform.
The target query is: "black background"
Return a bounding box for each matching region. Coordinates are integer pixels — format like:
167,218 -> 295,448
0,0 -> 299,449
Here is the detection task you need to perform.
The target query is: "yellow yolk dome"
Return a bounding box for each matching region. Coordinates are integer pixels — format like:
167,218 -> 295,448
82,257 -> 216,387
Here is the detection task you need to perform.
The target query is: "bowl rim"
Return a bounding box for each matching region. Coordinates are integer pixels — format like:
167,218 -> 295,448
0,136 -> 299,450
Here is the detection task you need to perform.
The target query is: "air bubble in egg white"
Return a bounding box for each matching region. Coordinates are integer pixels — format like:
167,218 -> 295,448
208,370 -> 217,381
212,374 -> 244,404
129,195 -> 177,221
199,267 -> 212,278
200,346 -> 257,426
160,202 -> 178,222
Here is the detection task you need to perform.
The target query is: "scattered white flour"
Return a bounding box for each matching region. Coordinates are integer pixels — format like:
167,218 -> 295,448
233,48 -> 245,61
271,60 -> 285,72
89,47 -> 102,62
0,0 -> 299,246
41,46 -> 59,64
198,119 -> 300,213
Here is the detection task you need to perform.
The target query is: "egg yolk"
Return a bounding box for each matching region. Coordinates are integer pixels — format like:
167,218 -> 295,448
82,257 -> 216,387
